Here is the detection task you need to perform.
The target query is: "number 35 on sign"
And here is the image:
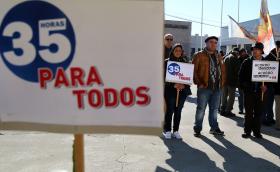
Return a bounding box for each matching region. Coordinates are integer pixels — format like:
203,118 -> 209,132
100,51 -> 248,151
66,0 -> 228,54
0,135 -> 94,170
165,61 -> 194,85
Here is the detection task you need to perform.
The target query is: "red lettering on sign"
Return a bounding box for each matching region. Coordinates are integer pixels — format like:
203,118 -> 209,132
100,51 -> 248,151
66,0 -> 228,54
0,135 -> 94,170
70,67 -> 85,87
72,90 -> 87,109
88,89 -> 103,108
136,86 -> 150,106
38,66 -> 103,89
87,66 -> 103,86
54,67 -> 70,88
38,68 -> 53,89
104,88 -> 118,107
120,87 -> 135,106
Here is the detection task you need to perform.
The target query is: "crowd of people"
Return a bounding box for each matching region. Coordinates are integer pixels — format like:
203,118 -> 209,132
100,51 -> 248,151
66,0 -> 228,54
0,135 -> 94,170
162,33 -> 280,140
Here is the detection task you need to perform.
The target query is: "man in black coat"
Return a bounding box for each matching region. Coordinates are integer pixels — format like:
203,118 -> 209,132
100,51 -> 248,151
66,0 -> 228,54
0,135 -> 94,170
239,42 -> 268,139
221,47 -> 240,117
237,48 -> 249,114
265,41 -> 280,129
262,41 -> 280,126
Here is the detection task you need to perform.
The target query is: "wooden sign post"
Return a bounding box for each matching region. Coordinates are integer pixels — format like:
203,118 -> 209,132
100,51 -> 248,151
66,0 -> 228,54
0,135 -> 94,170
176,89 -> 180,107
73,134 -> 85,172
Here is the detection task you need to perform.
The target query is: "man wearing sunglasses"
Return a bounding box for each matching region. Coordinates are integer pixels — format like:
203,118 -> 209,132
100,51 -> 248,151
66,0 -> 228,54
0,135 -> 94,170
164,33 -> 174,60
192,36 -> 226,137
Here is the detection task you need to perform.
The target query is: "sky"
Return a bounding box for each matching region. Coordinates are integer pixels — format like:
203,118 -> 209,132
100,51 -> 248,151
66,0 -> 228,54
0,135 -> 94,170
165,0 -> 280,36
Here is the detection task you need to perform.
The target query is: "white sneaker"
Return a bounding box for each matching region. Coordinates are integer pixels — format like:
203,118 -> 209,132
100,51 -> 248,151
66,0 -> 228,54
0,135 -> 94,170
173,131 -> 182,139
162,131 -> 172,139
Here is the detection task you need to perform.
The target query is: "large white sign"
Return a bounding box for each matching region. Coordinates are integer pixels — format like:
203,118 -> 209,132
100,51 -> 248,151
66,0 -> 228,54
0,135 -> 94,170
0,0 -> 164,134
165,61 -> 194,85
252,60 -> 279,82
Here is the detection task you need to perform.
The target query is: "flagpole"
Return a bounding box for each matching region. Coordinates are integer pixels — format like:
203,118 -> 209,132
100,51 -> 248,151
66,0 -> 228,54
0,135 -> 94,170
238,0 -> 240,23
200,0 -> 204,50
237,0 -> 240,48
219,0 -> 224,51
277,47 -> 279,61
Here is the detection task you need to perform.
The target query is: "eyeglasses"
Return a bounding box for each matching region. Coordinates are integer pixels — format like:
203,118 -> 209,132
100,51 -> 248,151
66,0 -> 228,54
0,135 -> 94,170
209,41 -> 218,44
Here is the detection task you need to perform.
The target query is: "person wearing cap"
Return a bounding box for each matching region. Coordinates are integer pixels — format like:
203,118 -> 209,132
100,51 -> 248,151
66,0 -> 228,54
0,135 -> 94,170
262,42 -> 278,126
239,42 -> 268,139
237,48 -> 249,115
164,33 -> 174,60
274,41 -> 280,130
192,36 -> 226,137
220,47 -> 240,117
264,40 -> 280,129
219,50 -> 225,58
162,43 -> 192,139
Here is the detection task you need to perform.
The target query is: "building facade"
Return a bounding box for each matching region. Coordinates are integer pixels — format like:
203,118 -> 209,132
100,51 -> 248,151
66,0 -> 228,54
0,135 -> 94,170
190,34 -> 210,56
164,20 -> 192,57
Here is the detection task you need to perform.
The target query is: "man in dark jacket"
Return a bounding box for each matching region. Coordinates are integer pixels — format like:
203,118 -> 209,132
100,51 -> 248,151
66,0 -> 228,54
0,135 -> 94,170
274,43 -> 280,130
221,47 -> 240,117
265,41 -> 280,129
275,61 -> 280,130
237,48 -> 249,114
262,41 -> 280,126
239,42 -> 268,139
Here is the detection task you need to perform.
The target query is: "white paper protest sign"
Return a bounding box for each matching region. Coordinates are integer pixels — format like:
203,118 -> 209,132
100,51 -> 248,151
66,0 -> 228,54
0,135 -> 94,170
252,60 -> 279,82
0,0 -> 164,134
165,61 -> 194,85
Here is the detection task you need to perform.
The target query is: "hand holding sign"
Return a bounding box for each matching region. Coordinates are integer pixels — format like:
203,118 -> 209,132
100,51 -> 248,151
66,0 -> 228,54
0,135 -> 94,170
174,83 -> 185,91
261,84 -> 267,93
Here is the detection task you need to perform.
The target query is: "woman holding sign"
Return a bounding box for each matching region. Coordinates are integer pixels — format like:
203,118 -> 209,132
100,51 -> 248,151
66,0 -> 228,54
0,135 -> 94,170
163,43 -> 192,140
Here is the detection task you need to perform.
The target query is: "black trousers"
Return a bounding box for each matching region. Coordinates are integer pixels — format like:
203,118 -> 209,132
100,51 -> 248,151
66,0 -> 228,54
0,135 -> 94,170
164,86 -> 187,132
244,91 -> 266,135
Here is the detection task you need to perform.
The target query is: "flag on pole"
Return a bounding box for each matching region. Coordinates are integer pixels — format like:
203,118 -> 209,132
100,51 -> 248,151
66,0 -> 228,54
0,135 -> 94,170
258,0 -> 275,54
228,15 -> 257,42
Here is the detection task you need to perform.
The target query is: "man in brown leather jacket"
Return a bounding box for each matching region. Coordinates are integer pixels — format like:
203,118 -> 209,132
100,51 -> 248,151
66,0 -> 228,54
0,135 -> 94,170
192,36 -> 226,137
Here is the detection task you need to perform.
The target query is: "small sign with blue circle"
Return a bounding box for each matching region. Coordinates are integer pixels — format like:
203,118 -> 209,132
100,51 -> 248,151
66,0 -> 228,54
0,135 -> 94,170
0,1 -> 76,82
168,63 -> 181,75
165,61 -> 194,85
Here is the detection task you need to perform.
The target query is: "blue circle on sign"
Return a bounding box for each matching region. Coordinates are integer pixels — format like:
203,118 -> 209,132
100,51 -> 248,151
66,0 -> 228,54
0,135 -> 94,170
0,1 -> 76,82
168,63 -> 180,75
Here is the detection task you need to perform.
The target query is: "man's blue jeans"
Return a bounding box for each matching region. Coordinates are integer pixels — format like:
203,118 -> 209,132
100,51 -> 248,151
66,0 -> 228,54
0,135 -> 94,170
194,88 -> 222,132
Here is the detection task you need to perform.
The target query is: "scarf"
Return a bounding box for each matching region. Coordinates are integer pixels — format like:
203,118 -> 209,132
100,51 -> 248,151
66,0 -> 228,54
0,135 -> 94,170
204,48 -> 221,89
